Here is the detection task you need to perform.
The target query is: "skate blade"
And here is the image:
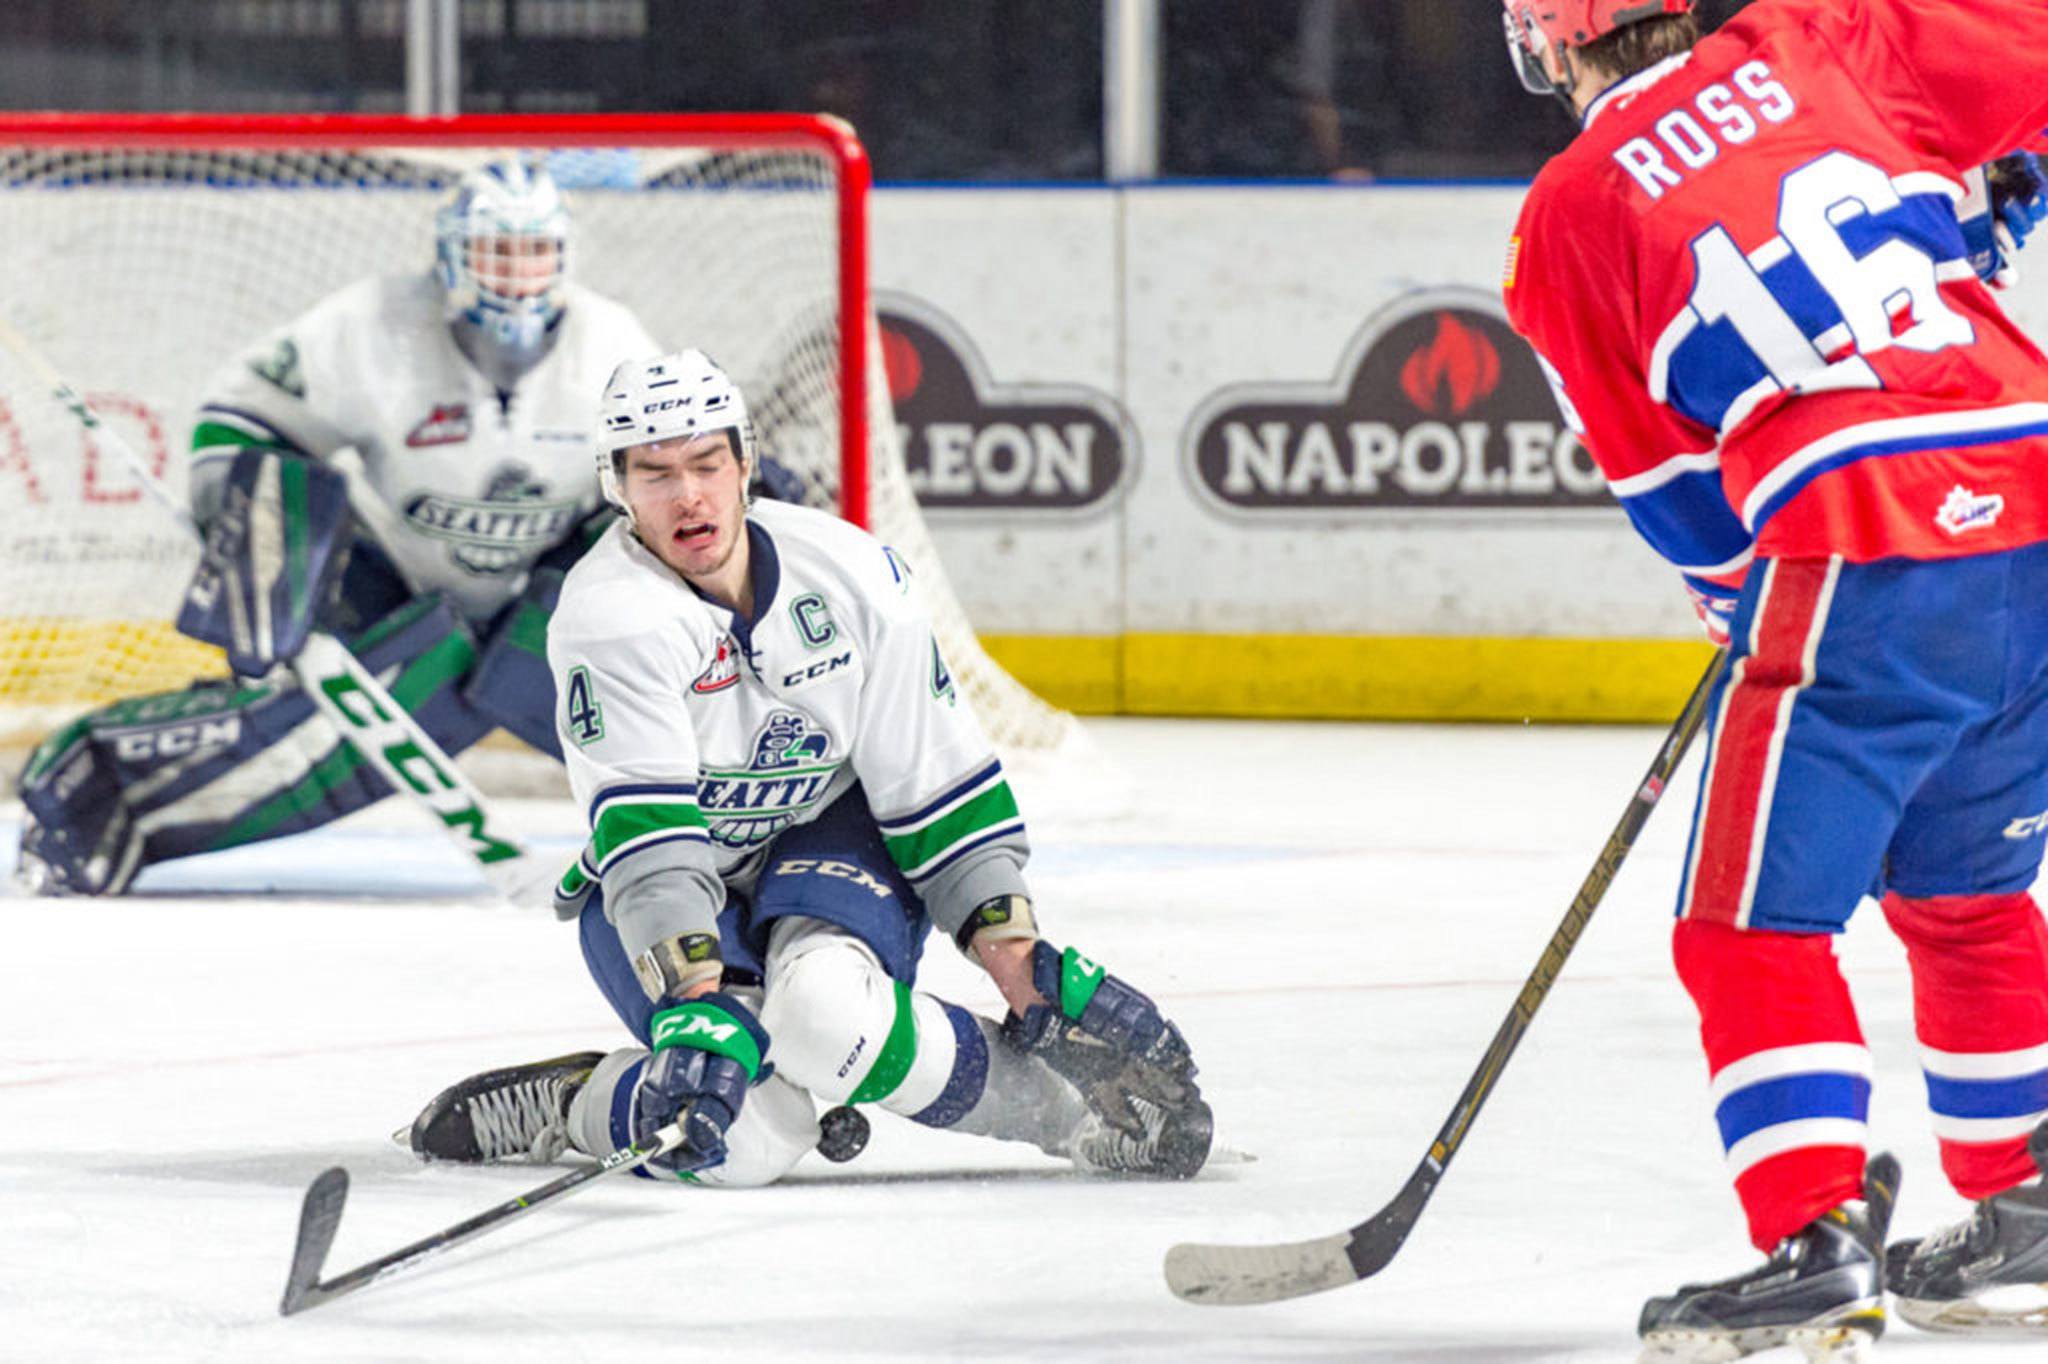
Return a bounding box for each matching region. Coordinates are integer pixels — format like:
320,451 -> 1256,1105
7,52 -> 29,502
1896,1283 -> 2048,1335
1639,1301 -> 1883,1363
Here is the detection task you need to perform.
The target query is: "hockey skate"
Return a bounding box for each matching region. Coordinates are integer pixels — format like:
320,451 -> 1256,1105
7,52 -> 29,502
1071,1091 -> 1215,1180
1886,1120 -> 2048,1335
403,1051 -> 605,1164
1637,1152 -> 1899,1363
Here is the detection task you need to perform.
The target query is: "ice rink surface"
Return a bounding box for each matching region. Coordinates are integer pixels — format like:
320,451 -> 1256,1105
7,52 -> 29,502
3,715 -> 2041,1363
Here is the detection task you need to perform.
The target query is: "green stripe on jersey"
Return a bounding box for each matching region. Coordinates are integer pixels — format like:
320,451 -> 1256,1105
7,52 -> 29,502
190,418 -> 294,454
592,798 -> 707,868
882,779 -> 1020,878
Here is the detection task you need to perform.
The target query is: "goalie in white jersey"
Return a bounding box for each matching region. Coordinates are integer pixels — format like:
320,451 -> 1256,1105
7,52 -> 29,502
15,155 -> 662,895
400,350 -> 1214,1184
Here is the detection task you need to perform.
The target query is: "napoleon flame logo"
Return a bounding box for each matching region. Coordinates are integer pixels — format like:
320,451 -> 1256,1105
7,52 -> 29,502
1400,314 -> 1501,417
1183,287 -> 1609,514
877,293 -> 1135,514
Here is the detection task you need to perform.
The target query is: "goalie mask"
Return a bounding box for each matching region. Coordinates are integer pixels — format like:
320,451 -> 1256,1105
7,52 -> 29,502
1502,0 -> 1694,97
597,350 -> 756,527
436,155 -> 571,390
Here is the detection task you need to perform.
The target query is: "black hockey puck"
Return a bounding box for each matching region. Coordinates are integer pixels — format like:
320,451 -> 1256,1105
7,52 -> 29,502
815,1104 -> 870,1163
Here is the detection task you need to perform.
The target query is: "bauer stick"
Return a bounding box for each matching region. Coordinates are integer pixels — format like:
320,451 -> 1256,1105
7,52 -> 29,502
1164,648 -> 1729,1305
0,316 -> 547,904
281,1121 -> 685,1315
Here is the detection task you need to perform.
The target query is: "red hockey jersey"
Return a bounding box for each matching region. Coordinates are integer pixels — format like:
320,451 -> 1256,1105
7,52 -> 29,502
1505,0 -> 2048,606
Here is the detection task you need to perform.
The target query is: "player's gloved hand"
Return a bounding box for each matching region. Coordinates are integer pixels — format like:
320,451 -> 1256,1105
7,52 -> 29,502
1685,581 -> 1736,650
1963,152 -> 2048,289
633,992 -> 769,1173
1001,941 -> 1198,1137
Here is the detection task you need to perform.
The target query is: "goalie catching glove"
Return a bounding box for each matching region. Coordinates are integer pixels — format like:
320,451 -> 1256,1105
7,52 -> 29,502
633,992 -> 771,1175
1000,940 -> 1212,1178
176,448 -> 353,677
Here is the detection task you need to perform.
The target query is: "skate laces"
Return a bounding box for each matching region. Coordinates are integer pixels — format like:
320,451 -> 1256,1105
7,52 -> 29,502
467,1076 -> 570,1162
1076,1097 -> 1164,1170
1918,1204 -> 1989,1258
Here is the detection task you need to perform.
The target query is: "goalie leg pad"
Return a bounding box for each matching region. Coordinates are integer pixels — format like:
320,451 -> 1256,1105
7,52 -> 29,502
19,596 -> 496,890
16,715 -> 140,895
175,449 -> 353,677
461,567 -> 567,759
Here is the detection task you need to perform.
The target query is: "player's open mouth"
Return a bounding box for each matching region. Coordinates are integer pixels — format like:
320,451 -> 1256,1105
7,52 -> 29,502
674,521 -> 717,548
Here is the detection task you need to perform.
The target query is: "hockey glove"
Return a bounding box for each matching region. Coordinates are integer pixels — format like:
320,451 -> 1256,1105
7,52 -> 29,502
1685,579 -> 1737,650
1962,152 -> 2048,289
177,448 -> 353,677
1001,941 -> 1198,1138
633,992 -> 769,1174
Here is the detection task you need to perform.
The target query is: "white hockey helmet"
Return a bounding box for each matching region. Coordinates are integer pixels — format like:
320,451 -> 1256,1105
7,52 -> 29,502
597,349 -> 756,520
435,155 -> 571,388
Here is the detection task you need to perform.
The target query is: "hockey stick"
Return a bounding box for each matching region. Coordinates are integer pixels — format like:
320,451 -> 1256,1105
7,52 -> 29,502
281,1121 -> 685,1315
1163,649 -> 1729,1305
0,315 -> 547,904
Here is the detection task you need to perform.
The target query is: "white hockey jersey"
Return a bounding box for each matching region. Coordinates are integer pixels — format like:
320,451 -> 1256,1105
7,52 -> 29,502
190,272 -> 661,621
549,500 -> 1029,961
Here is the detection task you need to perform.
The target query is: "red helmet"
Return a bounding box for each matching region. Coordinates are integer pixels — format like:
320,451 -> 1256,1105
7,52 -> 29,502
1503,0 -> 1694,94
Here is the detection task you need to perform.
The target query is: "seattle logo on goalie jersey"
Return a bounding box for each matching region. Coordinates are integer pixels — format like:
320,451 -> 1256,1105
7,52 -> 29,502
699,712 -> 837,850
404,463 -> 581,574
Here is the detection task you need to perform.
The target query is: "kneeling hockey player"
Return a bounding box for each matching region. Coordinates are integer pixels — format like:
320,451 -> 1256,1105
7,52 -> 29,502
15,155 -> 660,895
404,350 -> 1213,1184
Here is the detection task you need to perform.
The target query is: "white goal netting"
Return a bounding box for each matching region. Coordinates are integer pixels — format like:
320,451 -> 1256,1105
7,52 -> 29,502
0,118 -> 1080,792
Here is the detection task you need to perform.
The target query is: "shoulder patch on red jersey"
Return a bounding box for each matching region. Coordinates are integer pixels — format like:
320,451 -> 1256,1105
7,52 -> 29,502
1503,235 -> 1523,290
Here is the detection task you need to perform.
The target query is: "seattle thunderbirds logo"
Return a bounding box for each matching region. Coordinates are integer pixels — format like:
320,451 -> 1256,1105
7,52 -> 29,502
699,712 -> 836,850
405,463 -> 580,575
750,712 -> 829,771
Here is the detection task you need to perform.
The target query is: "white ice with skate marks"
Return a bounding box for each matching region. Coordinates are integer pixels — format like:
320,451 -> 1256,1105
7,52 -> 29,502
2,716 -> 2041,1361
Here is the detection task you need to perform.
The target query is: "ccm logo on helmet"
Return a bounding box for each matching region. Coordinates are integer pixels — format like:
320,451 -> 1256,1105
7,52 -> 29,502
1612,61 -> 1797,201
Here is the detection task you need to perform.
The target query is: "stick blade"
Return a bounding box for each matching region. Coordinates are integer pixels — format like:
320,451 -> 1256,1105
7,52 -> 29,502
280,1167 -> 350,1316
1163,1231 -> 1361,1305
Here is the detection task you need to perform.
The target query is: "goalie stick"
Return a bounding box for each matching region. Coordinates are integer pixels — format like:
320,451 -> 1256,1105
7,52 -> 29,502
281,1121 -> 685,1315
0,315 -> 549,905
1163,649 -> 1728,1306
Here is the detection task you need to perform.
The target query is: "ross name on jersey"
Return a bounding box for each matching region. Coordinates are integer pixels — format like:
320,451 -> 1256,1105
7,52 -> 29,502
1612,61 -> 1798,202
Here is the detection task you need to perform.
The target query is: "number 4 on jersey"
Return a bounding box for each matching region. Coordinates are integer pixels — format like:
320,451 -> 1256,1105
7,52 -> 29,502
564,665 -> 605,745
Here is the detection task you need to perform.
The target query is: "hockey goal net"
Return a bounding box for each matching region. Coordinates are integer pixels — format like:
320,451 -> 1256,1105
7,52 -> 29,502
0,113 -> 1078,791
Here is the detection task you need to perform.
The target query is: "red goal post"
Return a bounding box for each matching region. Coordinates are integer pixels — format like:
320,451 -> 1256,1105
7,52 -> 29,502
0,110 -> 872,524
